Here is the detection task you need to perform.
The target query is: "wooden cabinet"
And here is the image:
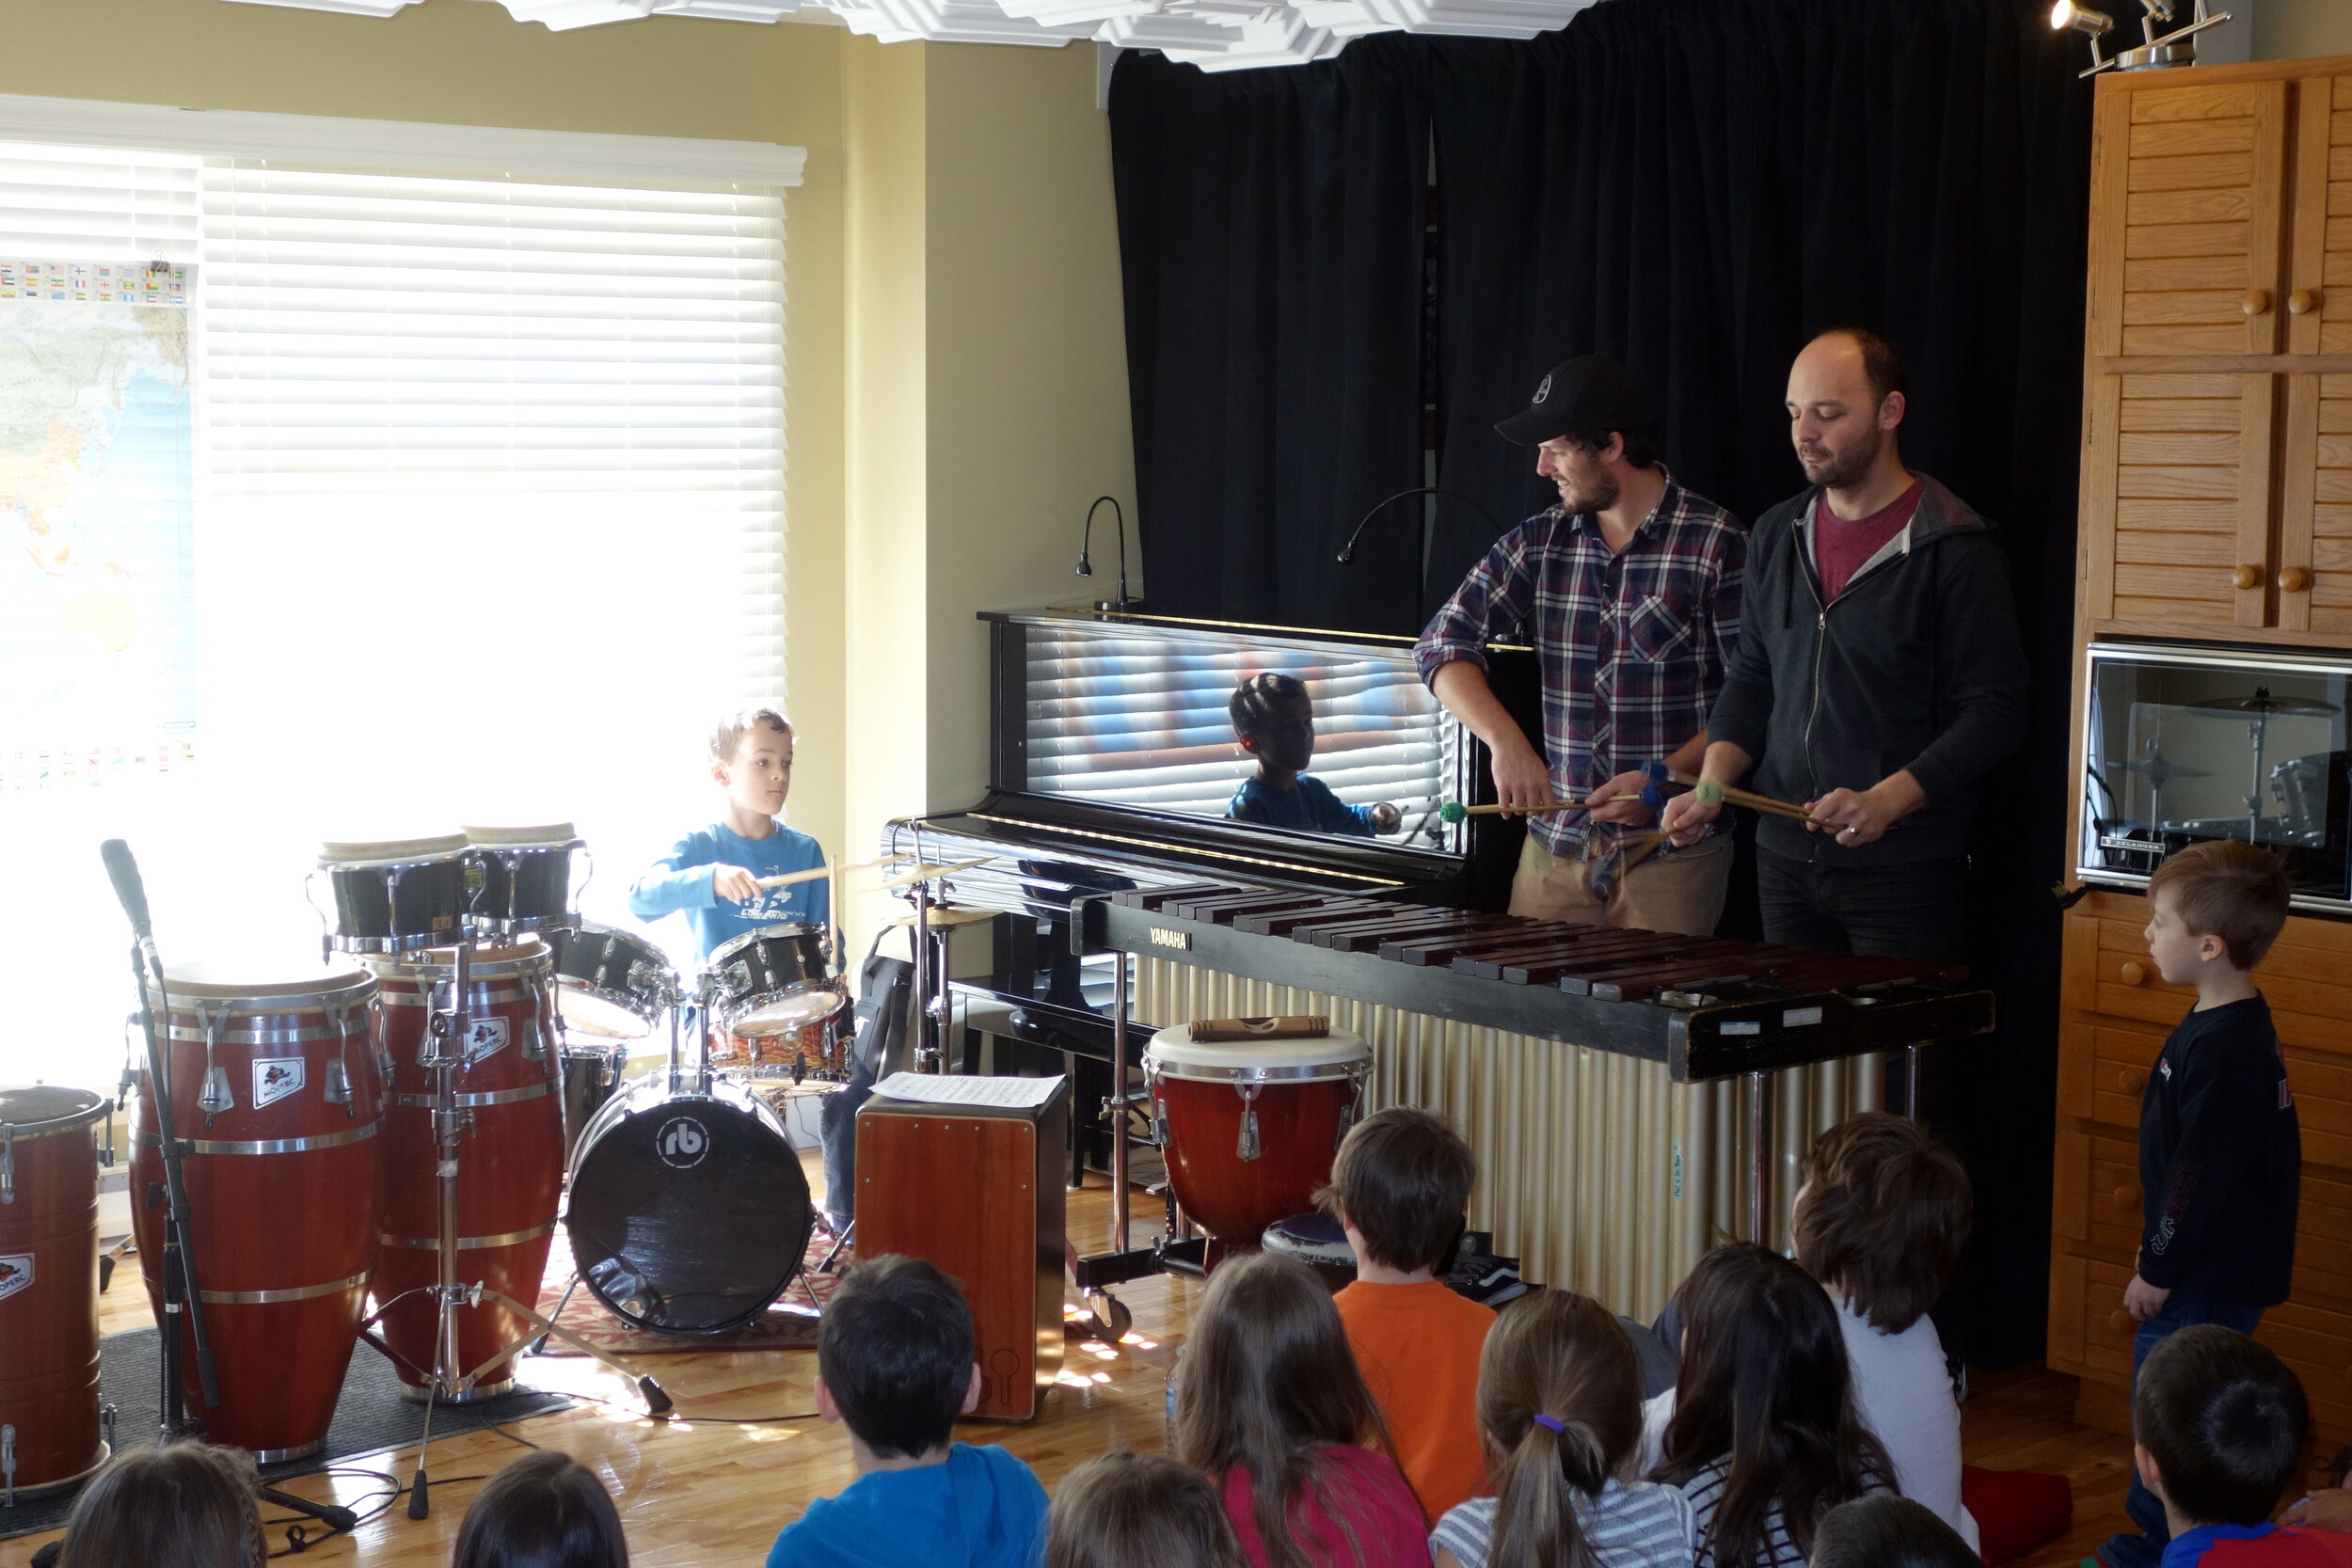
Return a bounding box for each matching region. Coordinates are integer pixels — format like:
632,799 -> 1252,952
2080,61 -> 2352,645
2047,893 -> 2352,1444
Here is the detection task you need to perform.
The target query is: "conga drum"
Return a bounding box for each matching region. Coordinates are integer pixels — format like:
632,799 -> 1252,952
0,1085 -> 112,1497
365,939 -> 563,1401
1144,1024 -> 1370,1260
130,964 -> 386,1459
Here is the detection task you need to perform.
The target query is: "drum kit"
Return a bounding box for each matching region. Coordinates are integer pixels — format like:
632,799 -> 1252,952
0,823 -> 863,1519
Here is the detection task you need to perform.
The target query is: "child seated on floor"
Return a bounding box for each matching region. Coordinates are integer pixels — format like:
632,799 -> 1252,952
1788,1112 -> 1979,1552
1225,673 -> 1403,837
1045,1451 -> 1250,1568
454,1450 -> 630,1568
1653,1243 -> 1890,1568
1809,1496 -> 1981,1568
765,1255 -> 1048,1568
1171,1250 -> 1430,1568
1430,1289 -> 1694,1568
53,1440 -> 263,1568
1322,1106 -> 1498,1527
2130,1325 -> 2352,1568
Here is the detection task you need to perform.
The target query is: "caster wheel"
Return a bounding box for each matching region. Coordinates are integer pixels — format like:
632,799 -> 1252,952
1082,1291 -> 1134,1342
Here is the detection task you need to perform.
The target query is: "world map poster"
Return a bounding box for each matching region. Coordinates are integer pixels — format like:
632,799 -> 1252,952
0,266 -> 197,792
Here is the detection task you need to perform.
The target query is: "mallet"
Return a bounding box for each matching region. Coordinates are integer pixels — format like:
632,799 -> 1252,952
1438,798 -> 1593,823
1638,762 -> 1844,831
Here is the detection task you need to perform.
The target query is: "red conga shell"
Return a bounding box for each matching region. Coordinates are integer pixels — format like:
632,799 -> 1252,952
1145,1025 -> 1370,1253
131,964 -> 386,1459
365,939 -> 562,1401
0,1085 -> 112,1494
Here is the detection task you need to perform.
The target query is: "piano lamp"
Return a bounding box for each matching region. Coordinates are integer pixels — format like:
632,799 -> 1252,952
2052,0 -> 2233,77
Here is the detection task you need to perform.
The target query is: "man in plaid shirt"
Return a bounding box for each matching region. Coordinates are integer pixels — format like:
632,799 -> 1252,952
1416,356 -> 1746,935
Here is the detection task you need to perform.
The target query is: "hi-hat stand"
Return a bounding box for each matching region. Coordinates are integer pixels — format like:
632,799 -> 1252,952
359,941 -> 671,1521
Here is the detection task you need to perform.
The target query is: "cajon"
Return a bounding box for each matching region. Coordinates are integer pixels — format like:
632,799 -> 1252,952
852,1081 -> 1069,1420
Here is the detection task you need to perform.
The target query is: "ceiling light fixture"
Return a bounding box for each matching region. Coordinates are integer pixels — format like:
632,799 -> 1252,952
2053,0 -> 2233,77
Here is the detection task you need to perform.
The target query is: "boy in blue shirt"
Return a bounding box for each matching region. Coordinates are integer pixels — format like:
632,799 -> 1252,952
1224,673 -> 1402,838
628,706 -> 828,964
767,1255 -> 1048,1568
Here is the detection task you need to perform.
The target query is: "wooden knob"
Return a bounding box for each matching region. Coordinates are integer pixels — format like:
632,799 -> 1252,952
2233,563 -> 2263,591
2108,1183 -> 2143,1212
2120,959 -> 2147,986
2290,289 -> 2320,316
2243,289 -> 2272,316
2280,565 -> 2312,593
2108,1310 -> 2137,1336
2121,1067 -> 2150,1093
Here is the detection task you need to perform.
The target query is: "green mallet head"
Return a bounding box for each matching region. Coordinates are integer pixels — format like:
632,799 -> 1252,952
1438,801 -> 1470,824
1693,778 -> 1724,808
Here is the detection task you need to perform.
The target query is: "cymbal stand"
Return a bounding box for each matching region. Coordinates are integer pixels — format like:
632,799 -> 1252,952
387,943 -> 672,1522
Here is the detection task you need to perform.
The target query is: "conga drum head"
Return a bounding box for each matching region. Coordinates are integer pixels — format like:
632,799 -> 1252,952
565,1077 -> 812,1335
551,925 -> 675,1039
1262,1211 -> 1359,1294
707,925 -> 844,1037
0,1085 -> 109,1132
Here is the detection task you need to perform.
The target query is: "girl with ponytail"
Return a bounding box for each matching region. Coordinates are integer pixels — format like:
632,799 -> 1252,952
1431,1291 -> 1696,1568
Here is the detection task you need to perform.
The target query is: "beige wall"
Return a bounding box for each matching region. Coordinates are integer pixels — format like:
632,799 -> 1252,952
0,0 -> 1139,911
2253,0 -> 2352,61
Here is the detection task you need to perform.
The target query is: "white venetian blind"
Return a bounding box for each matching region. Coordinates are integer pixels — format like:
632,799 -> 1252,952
0,141 -> 791,1089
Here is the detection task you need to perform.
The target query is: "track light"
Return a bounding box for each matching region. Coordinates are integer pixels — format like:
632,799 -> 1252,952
2056,0 -> 2232,76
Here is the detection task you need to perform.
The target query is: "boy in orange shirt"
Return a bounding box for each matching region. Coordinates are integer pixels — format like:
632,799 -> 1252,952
1321,1107 -> 1496,1527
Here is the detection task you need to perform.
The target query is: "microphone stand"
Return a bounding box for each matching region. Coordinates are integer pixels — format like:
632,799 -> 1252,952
125,940 -> 221,1439
1335,486 -> 1507,630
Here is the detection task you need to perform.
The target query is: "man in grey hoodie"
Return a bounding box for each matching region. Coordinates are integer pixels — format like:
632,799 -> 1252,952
1658,330 -> 2027,962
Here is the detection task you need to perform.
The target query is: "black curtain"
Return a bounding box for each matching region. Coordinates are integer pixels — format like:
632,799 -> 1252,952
1109,38 -> 1430,629
1108,0 -> 2091,1368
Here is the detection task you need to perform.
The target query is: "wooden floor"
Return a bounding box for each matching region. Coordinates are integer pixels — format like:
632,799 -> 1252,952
3,1159 -> 2130,1568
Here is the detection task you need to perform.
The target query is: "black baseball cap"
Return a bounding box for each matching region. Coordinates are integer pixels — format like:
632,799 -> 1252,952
1494,355 -> 1657,446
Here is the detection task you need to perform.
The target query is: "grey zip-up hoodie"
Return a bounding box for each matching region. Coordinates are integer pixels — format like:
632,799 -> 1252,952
1705,473 -> 2029,865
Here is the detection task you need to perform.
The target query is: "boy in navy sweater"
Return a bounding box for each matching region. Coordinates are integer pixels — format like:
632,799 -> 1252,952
2101,840 -> 2300,1568
628,706 -> 828,964
1224,673 -> 1402,837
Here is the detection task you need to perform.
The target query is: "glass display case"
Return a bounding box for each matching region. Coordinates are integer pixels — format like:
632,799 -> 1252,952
2078,641 -> 2352,914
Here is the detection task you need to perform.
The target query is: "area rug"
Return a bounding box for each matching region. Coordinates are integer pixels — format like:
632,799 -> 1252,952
532,1225 -> 852,1356
0,1327 -> 570,1542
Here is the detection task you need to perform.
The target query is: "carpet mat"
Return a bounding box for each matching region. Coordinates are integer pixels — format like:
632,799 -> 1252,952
0,1327 -> 570,1542
532,1224 -> 851,1355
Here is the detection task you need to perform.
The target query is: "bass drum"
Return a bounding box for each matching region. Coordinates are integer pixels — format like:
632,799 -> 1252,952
564,1074 -> 811,1336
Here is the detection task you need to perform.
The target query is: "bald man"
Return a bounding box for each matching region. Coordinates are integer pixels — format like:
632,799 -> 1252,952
1658,329 -> 2027,962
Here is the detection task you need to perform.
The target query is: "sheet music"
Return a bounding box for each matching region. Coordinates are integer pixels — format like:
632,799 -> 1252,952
873,1071 -> 1065,1110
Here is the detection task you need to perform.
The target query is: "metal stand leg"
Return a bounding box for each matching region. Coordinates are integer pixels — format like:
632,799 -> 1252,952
1896,1042 -> 1925,1119
1109,956 -> 1131,1255
1746,1069 -> 1774,1246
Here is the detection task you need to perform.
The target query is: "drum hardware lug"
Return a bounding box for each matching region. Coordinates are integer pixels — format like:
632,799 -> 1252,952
196,1003 -> 232,1122
1,1126 -> 13,1203
1235,1085 -> 1262,1164
3,1422 -> 14,1507
101,1402 -> 117,1449
323,1055 -> 354,1108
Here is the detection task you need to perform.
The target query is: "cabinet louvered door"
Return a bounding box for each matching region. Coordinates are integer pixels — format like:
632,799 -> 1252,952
2082,372 -> 2275,627
2090,79 -> 2291,357
2278,373 -> 2352,635
2286,74 -> 2352,356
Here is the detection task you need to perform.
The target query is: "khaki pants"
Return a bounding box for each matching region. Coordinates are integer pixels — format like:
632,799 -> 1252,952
1508,830 -> 1733,937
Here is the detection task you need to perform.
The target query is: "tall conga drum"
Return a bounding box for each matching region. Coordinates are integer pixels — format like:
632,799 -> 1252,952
131,964 -> 386,1459
1145,1024 -> 1371,1261
0,1085 -> 112,1497
365,939 -> 563,1401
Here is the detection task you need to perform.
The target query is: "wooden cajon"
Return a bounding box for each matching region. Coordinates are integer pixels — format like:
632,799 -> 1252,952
852,1081 -> 1069,1420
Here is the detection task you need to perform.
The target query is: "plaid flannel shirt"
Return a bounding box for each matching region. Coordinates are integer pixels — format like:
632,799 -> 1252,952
1415,478 -> 1746,866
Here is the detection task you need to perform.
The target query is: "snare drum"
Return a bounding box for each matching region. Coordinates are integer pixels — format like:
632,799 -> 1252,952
315,834 -> 470,955
707,1017 -> 844,1078
464,823 -> 584,937
365,940 -> 562,1402
550,924 -> 675,1040
707,925 -> 844,1037
1145,1024 -> 1370,1253
0,1085 -> 112,1497
1262,1211 -> 1359,1294
131,963 -> 386,1460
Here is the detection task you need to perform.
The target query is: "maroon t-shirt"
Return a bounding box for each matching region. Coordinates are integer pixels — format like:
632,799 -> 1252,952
1813,478 -> 1925,602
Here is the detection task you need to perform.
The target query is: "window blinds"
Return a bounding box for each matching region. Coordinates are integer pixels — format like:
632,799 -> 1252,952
1019,627 -> 1450,823
0,145 -> 790,1087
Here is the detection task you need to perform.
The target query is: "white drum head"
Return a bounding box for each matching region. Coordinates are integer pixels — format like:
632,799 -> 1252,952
1145,1023 -> 1371,1075
149,960 -> 373,1004
463,822 -> 579,847
319,832 -> 468,866
556,987 -> 654,1040
723,989 -> 846,1038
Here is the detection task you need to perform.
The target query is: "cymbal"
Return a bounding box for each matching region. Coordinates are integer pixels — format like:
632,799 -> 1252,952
874,857 -> 992,893
881,905 -> 998,930
2106,756 -> 2213,784
2186,689 -> 2341,718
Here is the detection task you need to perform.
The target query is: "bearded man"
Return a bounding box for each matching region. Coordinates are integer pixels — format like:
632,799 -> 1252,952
1657,329 -> 2027,961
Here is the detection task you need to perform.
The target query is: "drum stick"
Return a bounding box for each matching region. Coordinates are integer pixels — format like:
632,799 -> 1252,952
753,864 -> 835,891
1438,798 -> 1592,822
